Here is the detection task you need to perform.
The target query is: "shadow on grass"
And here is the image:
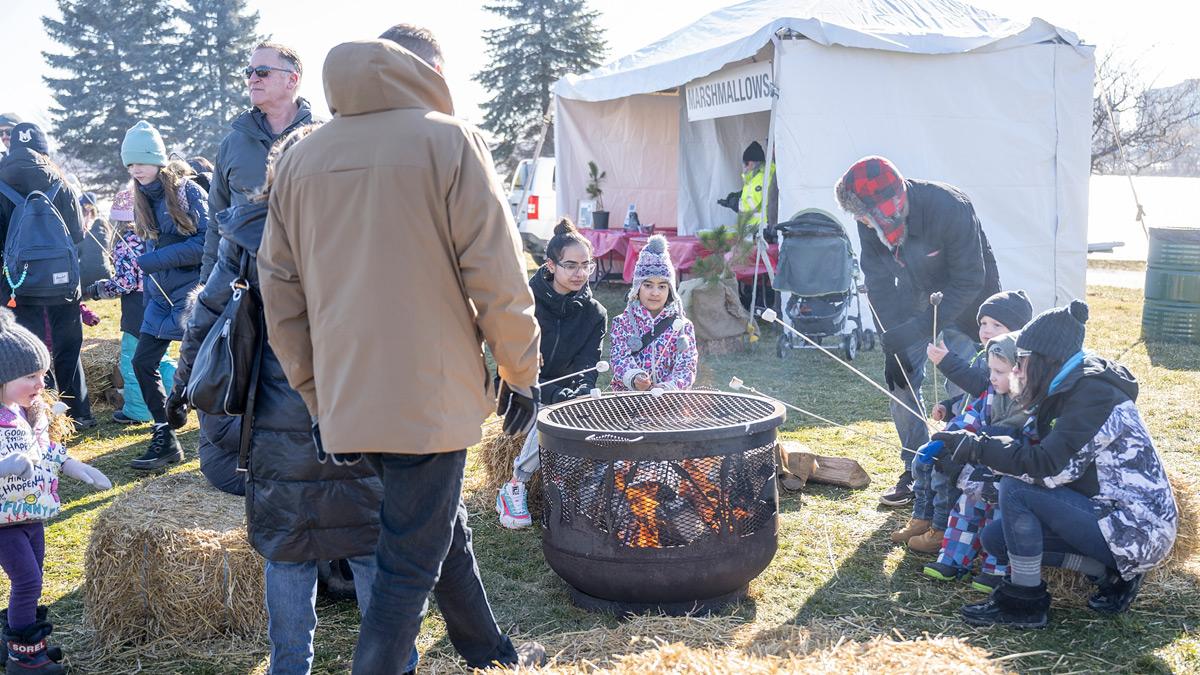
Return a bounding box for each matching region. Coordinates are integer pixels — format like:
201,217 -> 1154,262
1145,338 -> 1200,372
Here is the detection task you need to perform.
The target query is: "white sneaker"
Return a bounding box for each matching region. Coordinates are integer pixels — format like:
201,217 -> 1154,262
496,479 -> 532,529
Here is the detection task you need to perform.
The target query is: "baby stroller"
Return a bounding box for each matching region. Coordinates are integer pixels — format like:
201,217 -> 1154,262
772,208 -> 875,360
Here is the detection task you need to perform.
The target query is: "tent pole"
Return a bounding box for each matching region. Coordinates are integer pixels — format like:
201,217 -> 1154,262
750,32 -> 784,322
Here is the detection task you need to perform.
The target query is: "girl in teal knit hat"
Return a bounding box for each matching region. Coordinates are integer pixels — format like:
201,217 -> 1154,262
118,121 -> 208,471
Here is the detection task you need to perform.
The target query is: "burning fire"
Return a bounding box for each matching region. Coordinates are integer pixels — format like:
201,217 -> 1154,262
613,458 -> 756,548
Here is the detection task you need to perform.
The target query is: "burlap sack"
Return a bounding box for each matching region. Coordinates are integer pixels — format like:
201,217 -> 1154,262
680,277 -> 750,341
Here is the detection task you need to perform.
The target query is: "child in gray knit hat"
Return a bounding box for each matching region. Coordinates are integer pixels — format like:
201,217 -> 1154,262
0,308 -> 110,670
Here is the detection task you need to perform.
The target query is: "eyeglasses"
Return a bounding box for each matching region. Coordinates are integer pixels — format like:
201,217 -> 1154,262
243,65 -> 294,79
1016,348 -> 1032,359
556,260 -> 597,274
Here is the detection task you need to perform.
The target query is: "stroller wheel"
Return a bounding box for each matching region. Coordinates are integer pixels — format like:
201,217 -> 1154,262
776,332 -> 789,359
862,328 -> 877,351
842,333 -> 858,361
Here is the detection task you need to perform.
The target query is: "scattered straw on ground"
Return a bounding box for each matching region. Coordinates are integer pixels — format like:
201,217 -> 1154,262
83,470 -> 265,656
478,416 -> 544,516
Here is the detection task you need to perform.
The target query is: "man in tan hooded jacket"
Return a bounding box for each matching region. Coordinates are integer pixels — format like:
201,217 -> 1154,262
258,25 -> 543,673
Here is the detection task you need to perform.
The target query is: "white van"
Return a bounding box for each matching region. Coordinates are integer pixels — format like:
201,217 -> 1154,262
507,157 -> 557,260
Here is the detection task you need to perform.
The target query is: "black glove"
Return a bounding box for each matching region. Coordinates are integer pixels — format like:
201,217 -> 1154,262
165,383 -> 190,429
717,191 -> 742,212
312,417 -> 362,466
497,381 -> 539,436
551,383 -> 584,403
883,350 -> 913,391
84,281 -> 102,301
879,310 -> 933,356
931,430 -> 983,472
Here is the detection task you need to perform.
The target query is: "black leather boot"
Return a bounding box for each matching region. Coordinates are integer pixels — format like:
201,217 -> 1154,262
130,425 -> 184,470
960,580 -> 1050,629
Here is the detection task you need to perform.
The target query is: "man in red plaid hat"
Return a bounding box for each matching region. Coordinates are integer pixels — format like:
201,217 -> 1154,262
835,156 -> 1000,507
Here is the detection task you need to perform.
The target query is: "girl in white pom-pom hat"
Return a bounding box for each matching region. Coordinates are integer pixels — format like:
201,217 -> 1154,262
610,235 -> 697,392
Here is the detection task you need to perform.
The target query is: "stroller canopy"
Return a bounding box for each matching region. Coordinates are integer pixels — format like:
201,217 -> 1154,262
774,208 -> 855,297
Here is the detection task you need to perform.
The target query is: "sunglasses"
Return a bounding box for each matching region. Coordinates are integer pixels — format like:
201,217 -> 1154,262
243,65 -> 294,79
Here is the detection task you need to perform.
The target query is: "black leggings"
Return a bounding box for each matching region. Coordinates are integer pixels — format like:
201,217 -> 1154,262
132,333 -> 173,424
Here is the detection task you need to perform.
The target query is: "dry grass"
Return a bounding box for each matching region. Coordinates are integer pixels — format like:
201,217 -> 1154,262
80,336 -> 120,397
82,471 -> 265,658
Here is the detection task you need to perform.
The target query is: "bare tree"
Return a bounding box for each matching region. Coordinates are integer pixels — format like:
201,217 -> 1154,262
1092,49 -> 1200,174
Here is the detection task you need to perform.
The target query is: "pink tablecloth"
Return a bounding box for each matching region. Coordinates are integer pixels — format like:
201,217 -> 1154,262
621,234 -> 779,284
579,228 -> 635,259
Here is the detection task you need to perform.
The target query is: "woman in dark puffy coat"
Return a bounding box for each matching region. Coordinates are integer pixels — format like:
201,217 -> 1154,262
495,218 -> 607,529
170,125 -> 414,675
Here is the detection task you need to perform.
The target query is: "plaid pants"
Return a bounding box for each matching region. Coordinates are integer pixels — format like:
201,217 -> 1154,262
936,492 -> 1007,576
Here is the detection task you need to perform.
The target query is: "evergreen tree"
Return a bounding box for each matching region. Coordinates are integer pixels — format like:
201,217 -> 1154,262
476,0 -> 607,171
42,0 -> 181,187
175,0 -> 261,161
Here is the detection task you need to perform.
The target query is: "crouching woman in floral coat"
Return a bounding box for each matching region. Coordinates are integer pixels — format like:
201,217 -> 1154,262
930,300 -> 1177,629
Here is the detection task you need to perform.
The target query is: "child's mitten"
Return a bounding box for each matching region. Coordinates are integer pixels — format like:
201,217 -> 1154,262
62,458 -> 113,490
79,303 -> 101,327
0,453 -> 35,480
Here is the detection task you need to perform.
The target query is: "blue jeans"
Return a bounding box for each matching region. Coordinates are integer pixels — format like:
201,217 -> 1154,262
354,451 -> 516,674
264,557 -> 417,675
980,477 -> 1117,573
913,461 -> 962,529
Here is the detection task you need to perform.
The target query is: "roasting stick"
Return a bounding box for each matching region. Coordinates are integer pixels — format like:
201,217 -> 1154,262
758,308 -> 936,434
861,293 -> 929,421
540,360 -> 610,388
929,292 -> 944,414
729,377 -> 920,457
83,226 -> 174,307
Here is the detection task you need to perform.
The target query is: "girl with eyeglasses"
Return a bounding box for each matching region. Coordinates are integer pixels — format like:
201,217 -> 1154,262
496,218 -> 608,529
929,299 -> 1177,629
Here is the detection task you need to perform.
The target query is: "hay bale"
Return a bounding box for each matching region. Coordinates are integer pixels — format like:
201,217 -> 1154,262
81,337 -> 121,397
477,416 -> 544,517
83,471 -> 265,652
1045,471 -> 1197,602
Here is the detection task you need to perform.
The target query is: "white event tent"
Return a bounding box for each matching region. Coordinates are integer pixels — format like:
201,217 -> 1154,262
552,0 -> 1095,310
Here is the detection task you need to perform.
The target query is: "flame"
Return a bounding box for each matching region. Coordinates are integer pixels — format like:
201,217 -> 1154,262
614,465 -> 662,548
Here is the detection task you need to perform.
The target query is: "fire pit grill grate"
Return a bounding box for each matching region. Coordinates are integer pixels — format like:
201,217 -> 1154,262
544,391 -> 778,434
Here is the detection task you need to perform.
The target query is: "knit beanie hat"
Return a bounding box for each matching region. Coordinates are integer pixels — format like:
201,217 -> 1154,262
627,234 -> 680,311
121,120 -> 168,167
80,191 -> 97,208
835,156 -> 908,249
0,309 -> 52,385
1016,299 -> 1088,361
986,331 -> 1020,366
109,189 -> 134,221
977,289 -> 1033,332
743,141 -> 765,163
7,123 -> 49,155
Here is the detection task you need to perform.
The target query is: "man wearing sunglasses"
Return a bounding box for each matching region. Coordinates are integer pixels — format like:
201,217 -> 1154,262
205,41 -> 315,277
188,41 -> 316,523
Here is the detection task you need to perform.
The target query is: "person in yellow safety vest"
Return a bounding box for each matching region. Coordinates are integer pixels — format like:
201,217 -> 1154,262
737,141 -> 776,229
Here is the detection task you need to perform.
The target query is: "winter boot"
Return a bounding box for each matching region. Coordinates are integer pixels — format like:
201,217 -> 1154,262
907,528 -> 946,554
130,424 -> 184,470
960,580 -> 1050,629
1087,572 -> 1145,614
971,572 -> 1004,593
5,620 -> 65,674
923,561 -> 969,582
889,518 -> 930,544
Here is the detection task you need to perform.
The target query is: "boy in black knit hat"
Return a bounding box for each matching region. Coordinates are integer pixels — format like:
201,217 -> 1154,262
893,289 -> 1033,553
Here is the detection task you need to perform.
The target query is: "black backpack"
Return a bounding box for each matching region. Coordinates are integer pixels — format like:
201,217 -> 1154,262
0,178 -> 80,302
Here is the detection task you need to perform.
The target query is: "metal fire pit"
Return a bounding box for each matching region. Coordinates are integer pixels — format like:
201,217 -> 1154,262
537,390 -> 785,615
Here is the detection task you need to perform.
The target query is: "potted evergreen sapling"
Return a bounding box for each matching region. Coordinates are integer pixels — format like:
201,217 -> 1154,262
679,222 -> 756,353
586,161 -> 609,229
